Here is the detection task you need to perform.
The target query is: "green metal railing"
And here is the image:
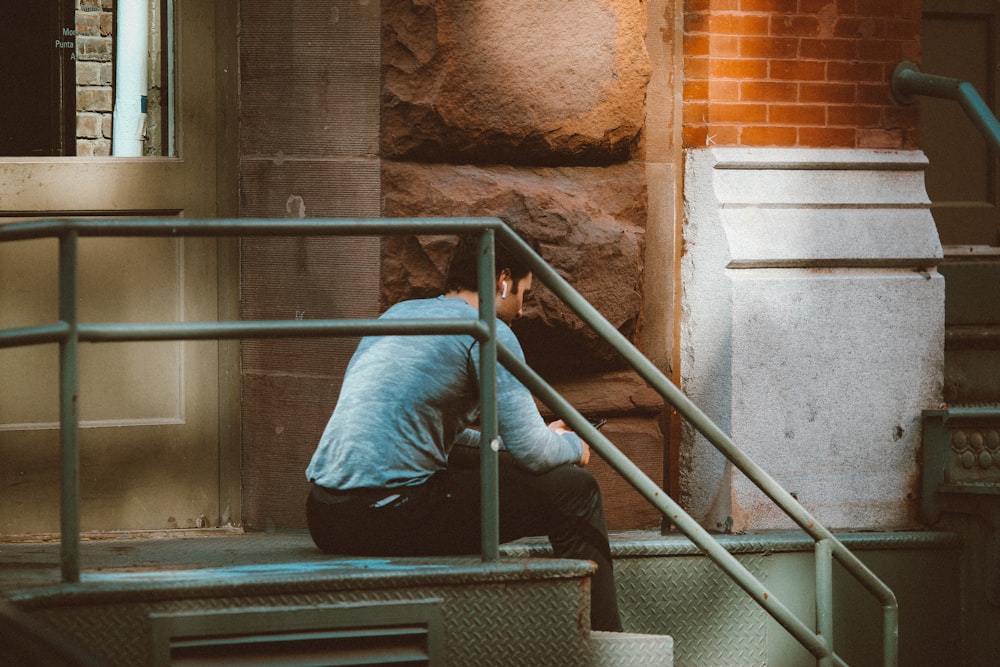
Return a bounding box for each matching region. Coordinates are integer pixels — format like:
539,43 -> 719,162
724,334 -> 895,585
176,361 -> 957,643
0,218 -> 505,575
0,217 -> 897,666
892,60 -> 1000,155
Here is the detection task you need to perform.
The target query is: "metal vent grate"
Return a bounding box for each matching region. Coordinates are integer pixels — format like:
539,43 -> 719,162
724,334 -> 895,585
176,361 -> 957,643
151,600 -> 443,667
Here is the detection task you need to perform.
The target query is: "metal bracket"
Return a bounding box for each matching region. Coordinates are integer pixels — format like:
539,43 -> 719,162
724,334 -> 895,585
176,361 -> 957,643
921,406 -> 1000,524
891,60 -> 1000,157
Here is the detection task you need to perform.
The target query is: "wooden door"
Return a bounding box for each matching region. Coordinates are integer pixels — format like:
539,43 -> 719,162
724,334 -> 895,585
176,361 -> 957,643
0,0 -> 239,534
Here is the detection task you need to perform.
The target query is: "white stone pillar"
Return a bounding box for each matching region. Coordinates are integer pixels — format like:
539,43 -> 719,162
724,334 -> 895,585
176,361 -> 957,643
681,148 -> 944,531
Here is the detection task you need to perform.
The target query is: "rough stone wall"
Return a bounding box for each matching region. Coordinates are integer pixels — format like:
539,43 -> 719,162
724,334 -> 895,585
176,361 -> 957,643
381,0 -> 663,529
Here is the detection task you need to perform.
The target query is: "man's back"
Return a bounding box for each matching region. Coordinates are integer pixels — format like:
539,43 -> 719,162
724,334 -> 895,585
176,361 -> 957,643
307,296 -> 481,490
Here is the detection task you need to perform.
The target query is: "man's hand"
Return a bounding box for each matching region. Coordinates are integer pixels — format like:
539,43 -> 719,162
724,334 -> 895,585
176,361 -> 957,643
578,440 -> 591,466
547,419 -> 590,466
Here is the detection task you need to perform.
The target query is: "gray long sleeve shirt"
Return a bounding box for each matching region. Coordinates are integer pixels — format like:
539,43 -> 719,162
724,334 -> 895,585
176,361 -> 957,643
306,296 -> 583,490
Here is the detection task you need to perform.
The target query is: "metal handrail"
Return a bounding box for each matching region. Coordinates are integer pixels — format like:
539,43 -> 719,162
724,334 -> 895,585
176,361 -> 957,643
494,225 -> 896,666
0,218 -> 505,576
0,217 -> 898,665
892,60 -> 1000,156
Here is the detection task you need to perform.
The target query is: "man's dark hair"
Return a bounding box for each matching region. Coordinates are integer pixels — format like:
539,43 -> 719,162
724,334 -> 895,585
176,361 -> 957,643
444,233 -> 533,293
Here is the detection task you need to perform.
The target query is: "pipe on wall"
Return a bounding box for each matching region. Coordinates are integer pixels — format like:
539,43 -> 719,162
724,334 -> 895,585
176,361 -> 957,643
112,0 -> 150,157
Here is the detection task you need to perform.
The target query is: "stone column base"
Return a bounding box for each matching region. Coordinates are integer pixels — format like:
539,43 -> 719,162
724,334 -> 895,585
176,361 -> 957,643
680,148 -> 944,531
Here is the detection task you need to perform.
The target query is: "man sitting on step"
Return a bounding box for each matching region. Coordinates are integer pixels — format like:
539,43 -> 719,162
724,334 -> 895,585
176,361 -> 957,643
305,233 -> 623,632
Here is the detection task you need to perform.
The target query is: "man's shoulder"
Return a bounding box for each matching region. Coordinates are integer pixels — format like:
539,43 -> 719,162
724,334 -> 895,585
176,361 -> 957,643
384,296 -> 473,317
382,297 -> 441,316
496,319 -> 522,350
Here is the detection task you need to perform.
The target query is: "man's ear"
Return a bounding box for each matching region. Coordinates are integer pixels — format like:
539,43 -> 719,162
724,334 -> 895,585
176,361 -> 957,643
496,268 -> 512,288
496,268 -> 512,298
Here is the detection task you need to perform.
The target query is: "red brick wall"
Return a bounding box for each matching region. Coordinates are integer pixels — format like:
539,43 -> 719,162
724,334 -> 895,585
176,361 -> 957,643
75,0 -> 114,156
682,0 -> 921,149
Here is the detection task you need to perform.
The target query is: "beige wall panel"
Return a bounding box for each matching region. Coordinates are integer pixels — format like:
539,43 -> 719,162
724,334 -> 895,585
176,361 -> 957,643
1,238 -> 185,428
0,235 -> 220,534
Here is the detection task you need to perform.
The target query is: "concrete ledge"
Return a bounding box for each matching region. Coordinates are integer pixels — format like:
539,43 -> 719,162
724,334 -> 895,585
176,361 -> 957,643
707,148 -> 930,171
7,555 -> 594,608
502,528 -> 963,558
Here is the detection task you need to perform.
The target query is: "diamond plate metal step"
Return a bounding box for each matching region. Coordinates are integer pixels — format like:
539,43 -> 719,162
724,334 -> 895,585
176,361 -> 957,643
509,529 -> 960,667
590,630 -> 674,666
2,529 -> 960,666
3,549 -> 598,667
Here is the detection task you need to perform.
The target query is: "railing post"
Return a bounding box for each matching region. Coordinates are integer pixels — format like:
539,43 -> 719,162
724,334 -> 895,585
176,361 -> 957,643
477,229 -> 500,561
58,231 -> 81,583
883,600 -> 899,667
815,538 -> 834,667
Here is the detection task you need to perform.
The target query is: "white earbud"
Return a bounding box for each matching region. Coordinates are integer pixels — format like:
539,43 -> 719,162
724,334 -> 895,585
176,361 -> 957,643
501,281 -> 508,299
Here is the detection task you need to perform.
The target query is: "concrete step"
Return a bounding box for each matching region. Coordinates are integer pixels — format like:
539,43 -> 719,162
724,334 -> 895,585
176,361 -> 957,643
589,630 -> 674,666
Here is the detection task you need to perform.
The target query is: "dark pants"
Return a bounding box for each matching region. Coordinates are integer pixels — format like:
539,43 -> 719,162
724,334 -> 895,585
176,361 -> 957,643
306,455 -> 622,632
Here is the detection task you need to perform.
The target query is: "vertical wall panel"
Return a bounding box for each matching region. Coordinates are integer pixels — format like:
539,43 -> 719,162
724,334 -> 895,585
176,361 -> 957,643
239,0 -> 381,529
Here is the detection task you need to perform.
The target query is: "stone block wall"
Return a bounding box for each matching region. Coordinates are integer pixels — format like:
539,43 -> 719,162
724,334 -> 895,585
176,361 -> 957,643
682,149 -> 943,531
380,0 -> 663,529
234,0 -> 941,534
